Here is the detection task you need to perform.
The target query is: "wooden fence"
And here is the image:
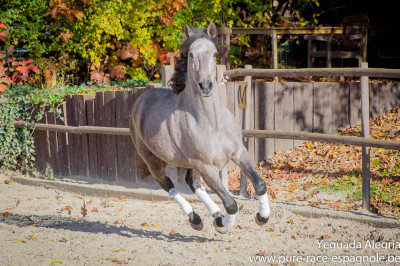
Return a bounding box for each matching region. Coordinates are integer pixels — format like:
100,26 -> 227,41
27,78 -> 400,184
226,81 -> 400,163
31,88 -> 152,183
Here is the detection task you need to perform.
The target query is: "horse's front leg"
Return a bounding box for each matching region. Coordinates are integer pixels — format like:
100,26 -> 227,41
232,146 -> 271,226
194,165 -> 238,234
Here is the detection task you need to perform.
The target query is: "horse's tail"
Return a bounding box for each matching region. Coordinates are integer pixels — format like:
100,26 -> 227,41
136,156 -> 168,178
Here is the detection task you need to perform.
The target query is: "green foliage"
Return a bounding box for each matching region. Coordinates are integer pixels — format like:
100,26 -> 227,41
0,85 -> 37,171
0,0 -> 320,83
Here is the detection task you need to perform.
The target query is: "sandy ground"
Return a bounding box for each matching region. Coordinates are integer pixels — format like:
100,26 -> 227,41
1,172 -> 400,266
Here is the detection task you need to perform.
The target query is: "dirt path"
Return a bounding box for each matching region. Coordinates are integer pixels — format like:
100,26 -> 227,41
1,172 -> 399,265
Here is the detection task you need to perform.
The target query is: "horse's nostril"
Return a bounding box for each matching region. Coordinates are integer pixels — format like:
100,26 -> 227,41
199,81 -> 212,91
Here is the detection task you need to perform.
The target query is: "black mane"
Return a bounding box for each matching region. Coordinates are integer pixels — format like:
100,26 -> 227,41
168,28 -> 217,94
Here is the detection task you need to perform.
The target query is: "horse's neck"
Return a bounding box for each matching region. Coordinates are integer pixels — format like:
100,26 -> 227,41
180,82 -> 222,128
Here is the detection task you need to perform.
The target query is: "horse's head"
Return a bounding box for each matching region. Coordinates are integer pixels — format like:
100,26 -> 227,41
169,22 -> 218,97
185,22 -> 218,97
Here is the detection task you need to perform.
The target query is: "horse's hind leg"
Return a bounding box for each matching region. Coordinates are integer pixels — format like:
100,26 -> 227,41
185,169 -> 221,218
134,141 -> 203,230
232,146 -> 270,226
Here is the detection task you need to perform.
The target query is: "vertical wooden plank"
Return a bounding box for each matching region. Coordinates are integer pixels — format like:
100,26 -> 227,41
115,90 -> 137,183
162,65 -> 174,87
332,83 -> 350,131
38,107 -> 52,173
56,102 -> 70,176
226,81 -> 235,115
217,65 -> 227,107
225,81 -> 236,170
79,95 -> 94,177
379,83 -> 390,115
233,82 -> 243,126
86,99 -> 97,178
350,82 -> 361,127
104,91 -> 117,181
244,71 -> 255,162
386,83 -> 398,113
31,105 -> 44,172
293,83 -> 314,147
95,92 -> 107,180
254,82 -> 269,162
265,82 -> 275,156
125,89 -> 138,182
66,95 -> 80,176
274,82 -> 293,151
313,82 -> 333,134
46,111 -> 61,176
395,83 -> 400,108
369,82 -> 380,119
74,94 -> 93,176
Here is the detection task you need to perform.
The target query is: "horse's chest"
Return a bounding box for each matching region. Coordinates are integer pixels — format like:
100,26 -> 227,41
188,128 -> 233,167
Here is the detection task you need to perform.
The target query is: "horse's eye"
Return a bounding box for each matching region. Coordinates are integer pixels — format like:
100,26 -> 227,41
189,52 -> 194,58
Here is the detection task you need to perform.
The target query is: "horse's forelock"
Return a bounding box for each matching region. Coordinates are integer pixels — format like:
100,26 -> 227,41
168,29 -> 217,94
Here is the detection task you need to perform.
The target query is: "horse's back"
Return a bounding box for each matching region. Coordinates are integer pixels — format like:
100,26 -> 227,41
130,86 -> 175,137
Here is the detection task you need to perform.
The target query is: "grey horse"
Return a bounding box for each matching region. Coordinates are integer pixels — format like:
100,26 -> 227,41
129,22 -> 270,233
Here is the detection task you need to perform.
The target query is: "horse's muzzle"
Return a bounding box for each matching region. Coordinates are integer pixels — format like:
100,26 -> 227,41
198,80 -> 213,97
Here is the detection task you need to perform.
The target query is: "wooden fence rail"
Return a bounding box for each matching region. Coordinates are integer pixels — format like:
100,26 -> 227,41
14,122 -> 400,150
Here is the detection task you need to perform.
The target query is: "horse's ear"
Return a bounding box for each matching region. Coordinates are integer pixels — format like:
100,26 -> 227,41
207,21 -> 217,38
183,24 -> 191,40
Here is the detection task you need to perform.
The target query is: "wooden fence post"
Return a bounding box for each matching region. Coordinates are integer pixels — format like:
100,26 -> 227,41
240,65 -> 252,197
162,66 -> 174,87
361,62 -> 371,211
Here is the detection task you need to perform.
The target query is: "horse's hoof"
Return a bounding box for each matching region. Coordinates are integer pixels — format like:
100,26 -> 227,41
190,220 -> 204,231
255,212 -> 269,226
212,211 -> 221,218
188,211 -> 203,231
213,216 -> 228,234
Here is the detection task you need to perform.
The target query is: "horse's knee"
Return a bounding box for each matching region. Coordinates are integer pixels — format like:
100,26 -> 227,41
224,198 -> 238,215
249,168 -> 267,196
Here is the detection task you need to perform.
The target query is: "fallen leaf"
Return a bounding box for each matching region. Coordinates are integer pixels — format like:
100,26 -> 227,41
141,223 -> 150,227
81,200 -> 87,218
91,207 -> 98,213
51,262 -> 63,264
265,228 -> 274,232
106,258 -> 125,264
154,223 -> 159,227
59,238 -> 68,243
115,207 -> 123,216
4,180 -> 13,184
113,249 -> 126,253
2,212 -> 10,218
55,196 -> 63,200
30,235 -> 37,240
